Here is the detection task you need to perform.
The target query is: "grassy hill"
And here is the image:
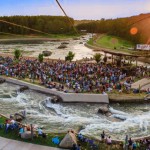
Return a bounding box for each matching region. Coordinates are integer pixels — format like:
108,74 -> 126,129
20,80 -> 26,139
96,35 -> 134,50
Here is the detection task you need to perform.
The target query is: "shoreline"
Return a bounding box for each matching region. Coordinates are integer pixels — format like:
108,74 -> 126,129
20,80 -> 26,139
0,37 -> 70,42
1,76 -> 149,103
1,113 -> 150,144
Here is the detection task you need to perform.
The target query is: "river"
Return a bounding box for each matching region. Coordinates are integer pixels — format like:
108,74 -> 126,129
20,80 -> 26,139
0,34 -> 96,61
0,82 -> 150,140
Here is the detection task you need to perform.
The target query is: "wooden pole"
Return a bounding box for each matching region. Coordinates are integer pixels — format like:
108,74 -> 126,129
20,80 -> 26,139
125,135 -> 128,150
136,58 -> 138,67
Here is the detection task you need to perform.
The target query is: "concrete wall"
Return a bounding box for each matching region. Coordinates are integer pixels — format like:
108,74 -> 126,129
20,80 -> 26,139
0,77 -> 109,104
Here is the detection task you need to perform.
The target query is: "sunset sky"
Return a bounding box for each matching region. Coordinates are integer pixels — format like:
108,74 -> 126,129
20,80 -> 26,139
0,0 -> 150,19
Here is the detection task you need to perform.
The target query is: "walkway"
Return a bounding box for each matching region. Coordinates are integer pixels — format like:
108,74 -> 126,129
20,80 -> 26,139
0,137 -> 63,150
0,77 -> 109,104
131,78 -> 150,89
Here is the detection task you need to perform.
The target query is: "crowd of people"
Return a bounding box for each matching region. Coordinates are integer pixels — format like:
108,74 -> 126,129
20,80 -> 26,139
76,130 -> 150,150
0,116 -> 47,139
0,56 -> 149,94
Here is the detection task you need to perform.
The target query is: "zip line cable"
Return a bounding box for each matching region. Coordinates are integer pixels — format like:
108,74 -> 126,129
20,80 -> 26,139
0,1 -> 77,36
0,19 -> 51,36
129,14 -> 150,26
55,0 -> 79,34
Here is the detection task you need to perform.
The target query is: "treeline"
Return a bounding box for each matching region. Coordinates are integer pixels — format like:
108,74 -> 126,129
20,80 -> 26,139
76,18 -> 142,44
0,16 -> 75,35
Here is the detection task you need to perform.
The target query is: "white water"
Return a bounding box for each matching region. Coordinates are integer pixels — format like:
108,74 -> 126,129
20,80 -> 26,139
0,34 -> 96,61
0,83 -> 150,140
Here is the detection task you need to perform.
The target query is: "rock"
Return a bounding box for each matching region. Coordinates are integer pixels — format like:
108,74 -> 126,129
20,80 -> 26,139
79,42 -> 83,44
105,112 -> 112,117
21,132 -> 32,139
19,86 -> 29,92
61,42 -> 69,45
73,38 -> 79,40
51,96 -> 62,103
42,51 -> 52,57
14,115 -> 23,122
98,106 -> 109,114
58,44 -> 67,49
59,130 -> 77,148
0,78 -> 5,84
51,97 -> 59,103
14,112 -> 26,122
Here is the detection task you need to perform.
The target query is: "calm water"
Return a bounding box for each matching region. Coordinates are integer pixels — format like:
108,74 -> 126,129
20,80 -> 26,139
0,82 -> 150,140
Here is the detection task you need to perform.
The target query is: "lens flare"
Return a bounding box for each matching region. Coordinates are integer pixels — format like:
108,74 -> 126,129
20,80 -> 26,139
130,27 -> 138,35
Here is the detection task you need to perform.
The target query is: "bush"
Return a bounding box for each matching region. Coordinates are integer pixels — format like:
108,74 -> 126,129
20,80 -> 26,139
14,49 -> 21,60
38,53 -> 44,63
65,51 -> 75,61
93,53 -> 101,63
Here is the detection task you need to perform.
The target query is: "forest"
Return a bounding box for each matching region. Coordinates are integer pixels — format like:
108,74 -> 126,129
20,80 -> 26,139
0,16 -> 75,35
0,14 -> 148,44
76,17 -> 142,44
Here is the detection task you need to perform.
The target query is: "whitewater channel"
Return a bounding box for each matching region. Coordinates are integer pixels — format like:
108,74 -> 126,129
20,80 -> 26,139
0,82 -> 150,140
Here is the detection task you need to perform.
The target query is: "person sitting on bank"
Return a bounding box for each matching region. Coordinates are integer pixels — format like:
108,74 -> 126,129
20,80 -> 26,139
78,133 -> 84,141
37,128 -> 47,138
19,125 -> 24,137
38,128 -> 43,136
106,136 -> 112,145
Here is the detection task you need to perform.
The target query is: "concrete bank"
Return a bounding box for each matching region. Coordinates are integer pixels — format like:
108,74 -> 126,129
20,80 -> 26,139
0,137 -> 64,150
109,94 -> 146,103
0,77 -> 109,104
131,78 -> 150,89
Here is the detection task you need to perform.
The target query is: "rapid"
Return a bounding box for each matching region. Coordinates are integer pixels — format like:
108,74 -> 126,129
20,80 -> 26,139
0,83 -> 150,140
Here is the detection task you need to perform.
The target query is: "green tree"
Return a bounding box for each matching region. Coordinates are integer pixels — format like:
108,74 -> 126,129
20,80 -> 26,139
93,53 -> 101,63
14,49 -> 21,60
103,56 -> 107,63
65,51 -> 75,61
38,53 -> 44,63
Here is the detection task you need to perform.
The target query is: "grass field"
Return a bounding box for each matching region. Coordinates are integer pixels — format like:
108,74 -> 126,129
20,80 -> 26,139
96,35 -> 134,50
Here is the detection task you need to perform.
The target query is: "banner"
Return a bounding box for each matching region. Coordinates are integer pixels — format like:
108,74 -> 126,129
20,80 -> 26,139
136,44 -> 150,51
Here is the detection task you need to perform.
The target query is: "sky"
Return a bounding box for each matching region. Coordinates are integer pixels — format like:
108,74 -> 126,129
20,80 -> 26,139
0,0 -> 150,20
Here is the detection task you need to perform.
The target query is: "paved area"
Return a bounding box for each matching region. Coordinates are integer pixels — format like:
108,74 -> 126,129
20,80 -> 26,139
0,77 -> 109,104
131,78 -> 150,89
141,84 -> 150,90
0,137 -> 63,150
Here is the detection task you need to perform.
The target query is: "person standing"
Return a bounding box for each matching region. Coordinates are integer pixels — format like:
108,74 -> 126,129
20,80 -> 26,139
101,131 -> 105,142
